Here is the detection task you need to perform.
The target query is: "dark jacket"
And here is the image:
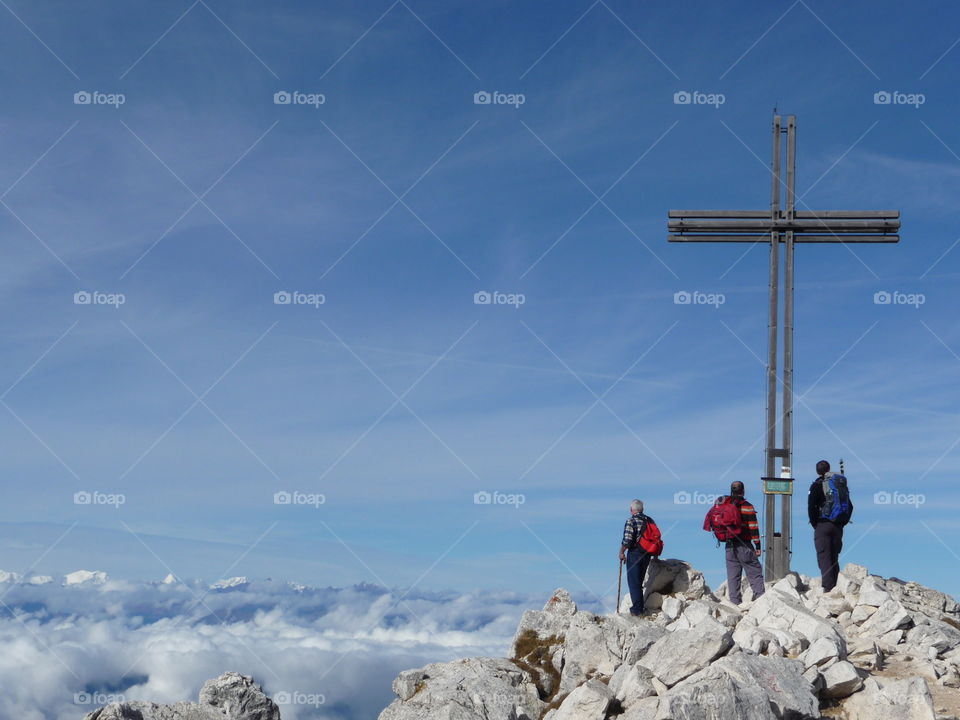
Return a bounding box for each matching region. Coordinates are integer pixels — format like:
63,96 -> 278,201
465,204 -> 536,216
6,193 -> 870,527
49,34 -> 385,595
808,474 -> 854,526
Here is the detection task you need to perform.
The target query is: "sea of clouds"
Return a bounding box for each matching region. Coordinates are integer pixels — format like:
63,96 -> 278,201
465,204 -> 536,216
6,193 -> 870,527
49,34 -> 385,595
0,572 -> 599,720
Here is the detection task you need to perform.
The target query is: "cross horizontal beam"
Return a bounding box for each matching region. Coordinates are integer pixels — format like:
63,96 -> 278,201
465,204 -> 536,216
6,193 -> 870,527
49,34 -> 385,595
668,234 -> 900,243
668,209 -> 899,243
668,210 -> 900,219
669,219 -> 898,232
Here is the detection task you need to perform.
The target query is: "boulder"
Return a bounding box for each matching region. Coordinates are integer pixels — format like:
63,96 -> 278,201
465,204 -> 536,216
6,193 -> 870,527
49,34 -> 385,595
623,622 -> 667,664
512,588 -> 576,652
661,595 -> 684,621
821,659 -> 863,698
638,617 -> 733,687
556,612 -> 630,694
858,598 -> 913,636
844,563 -> 869,582
379,657 -> 542,720
801,636 -> 842,668
835,570 -> 860,598
609,664 -> 656,707
656,652 -> 819,720
84,673 -> 280,720
644,559 -> 710,601
847,638 -> 883,670
858,576 -> 892,607
550,679 -> 612,720
905,619 -> 960,657
841,676 -> 936,720
744,587 -> 845,647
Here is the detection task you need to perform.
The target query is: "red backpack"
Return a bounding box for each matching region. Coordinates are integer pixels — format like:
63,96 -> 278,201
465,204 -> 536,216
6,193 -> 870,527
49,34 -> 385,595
704,496 -> 743,542
636,516 -> 664,556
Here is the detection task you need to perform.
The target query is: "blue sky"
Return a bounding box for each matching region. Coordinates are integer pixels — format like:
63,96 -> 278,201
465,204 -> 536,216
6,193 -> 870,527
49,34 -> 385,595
1,0 -> 960,605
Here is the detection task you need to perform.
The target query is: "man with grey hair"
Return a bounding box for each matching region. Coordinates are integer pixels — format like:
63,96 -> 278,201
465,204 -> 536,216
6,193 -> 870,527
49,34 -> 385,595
619,499 -> 656,616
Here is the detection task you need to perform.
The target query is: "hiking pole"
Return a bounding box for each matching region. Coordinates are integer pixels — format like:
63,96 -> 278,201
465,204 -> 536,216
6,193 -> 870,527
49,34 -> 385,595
616,558 -> 623,614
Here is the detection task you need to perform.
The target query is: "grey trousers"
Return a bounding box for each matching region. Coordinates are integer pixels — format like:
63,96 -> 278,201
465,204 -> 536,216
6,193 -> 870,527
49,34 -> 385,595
726,543 -> 765,604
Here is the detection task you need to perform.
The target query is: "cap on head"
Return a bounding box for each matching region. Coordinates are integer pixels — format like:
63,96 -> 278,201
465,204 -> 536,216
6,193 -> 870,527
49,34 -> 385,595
816,460 -> 831,475
730,481 -> 745,497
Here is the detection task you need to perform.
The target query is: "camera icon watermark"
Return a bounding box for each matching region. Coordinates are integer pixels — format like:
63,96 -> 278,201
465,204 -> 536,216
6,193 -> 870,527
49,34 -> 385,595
673,290 -> 725,308
274,490 -> 325,508
473,90 -> 525,108
273,691 -> 326,707
74,491 -> 125,508
74,90 -> 126,108
873,490 -> 925,508
873,290 -> 925,308
473,290 -> 525,308
673,490 -> 720,505
673,90 -> 725,108
474,490 -> 525,508
74,290 -> 125,308
274,290 -> 325,308
873,90 -> 925,108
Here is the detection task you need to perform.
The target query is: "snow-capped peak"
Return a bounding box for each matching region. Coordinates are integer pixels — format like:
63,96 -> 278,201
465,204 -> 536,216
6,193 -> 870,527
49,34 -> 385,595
209,576 -> 248,590
64,570 -> 108,585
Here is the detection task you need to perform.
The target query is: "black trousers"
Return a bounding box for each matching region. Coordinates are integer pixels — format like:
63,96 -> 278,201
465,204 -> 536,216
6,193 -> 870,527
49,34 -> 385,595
814,521 -> 844,591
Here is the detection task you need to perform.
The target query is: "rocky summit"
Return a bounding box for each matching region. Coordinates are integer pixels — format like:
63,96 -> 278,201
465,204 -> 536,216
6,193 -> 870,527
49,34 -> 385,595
81,560 -> 960,719
378,559 -> 960,720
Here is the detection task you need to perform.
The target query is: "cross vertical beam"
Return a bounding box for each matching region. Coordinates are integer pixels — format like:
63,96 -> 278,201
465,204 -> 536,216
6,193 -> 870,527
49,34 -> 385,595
667,115 -> 900,581
764,116 -> 781,580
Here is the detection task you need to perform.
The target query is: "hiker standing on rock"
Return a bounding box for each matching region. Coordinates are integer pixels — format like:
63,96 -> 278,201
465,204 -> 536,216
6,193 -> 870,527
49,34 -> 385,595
808,460 -> 853,592
619,499 -> 662,616
704,481 -> 765,605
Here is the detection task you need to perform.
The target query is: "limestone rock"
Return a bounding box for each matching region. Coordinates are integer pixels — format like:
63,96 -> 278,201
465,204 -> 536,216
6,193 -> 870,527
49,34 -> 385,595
821,659 -> 863,698
379,657 -> 543,720
84,672 -> 280,720
609,663 -> 656,707
623,621 -> 667,665
551,679 -> 612,720
638,617 -> 733,687
858,576 -> 892,607
656,652 -> 819,720
801,636 -> 842,668
858,598 -> 914,636
847,638 -> 883,670
744,587 -> 846,647
841,676 -> 936,720
644,558 -> 709,601
512,588 -> 576,653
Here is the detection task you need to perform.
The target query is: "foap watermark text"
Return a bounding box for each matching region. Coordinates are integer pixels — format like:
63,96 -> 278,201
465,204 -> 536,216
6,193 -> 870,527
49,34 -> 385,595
874,290 -> 924,308
874,490 -> 925,508
474,490 -> 525,508
674,90 -> 725,108
274,291 -> 325,307
274,91 -> 325,107
474,91 -> 525,108
274,491 -> 326,507
674,290 -> 725,308
474,290 -> 525,308
75,291 -> 125,308
74,491 -> 125,508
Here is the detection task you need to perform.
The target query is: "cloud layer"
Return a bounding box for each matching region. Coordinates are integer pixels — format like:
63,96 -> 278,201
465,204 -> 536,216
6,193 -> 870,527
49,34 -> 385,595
0,573 -> 580,720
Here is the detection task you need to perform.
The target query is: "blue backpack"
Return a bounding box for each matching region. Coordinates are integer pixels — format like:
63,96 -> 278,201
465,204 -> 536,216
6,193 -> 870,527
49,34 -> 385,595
820,473 -> 852,524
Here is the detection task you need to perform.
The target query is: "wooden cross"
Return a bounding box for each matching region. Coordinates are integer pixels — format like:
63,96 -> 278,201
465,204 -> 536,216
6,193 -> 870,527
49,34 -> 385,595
667,115 -> 900,581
